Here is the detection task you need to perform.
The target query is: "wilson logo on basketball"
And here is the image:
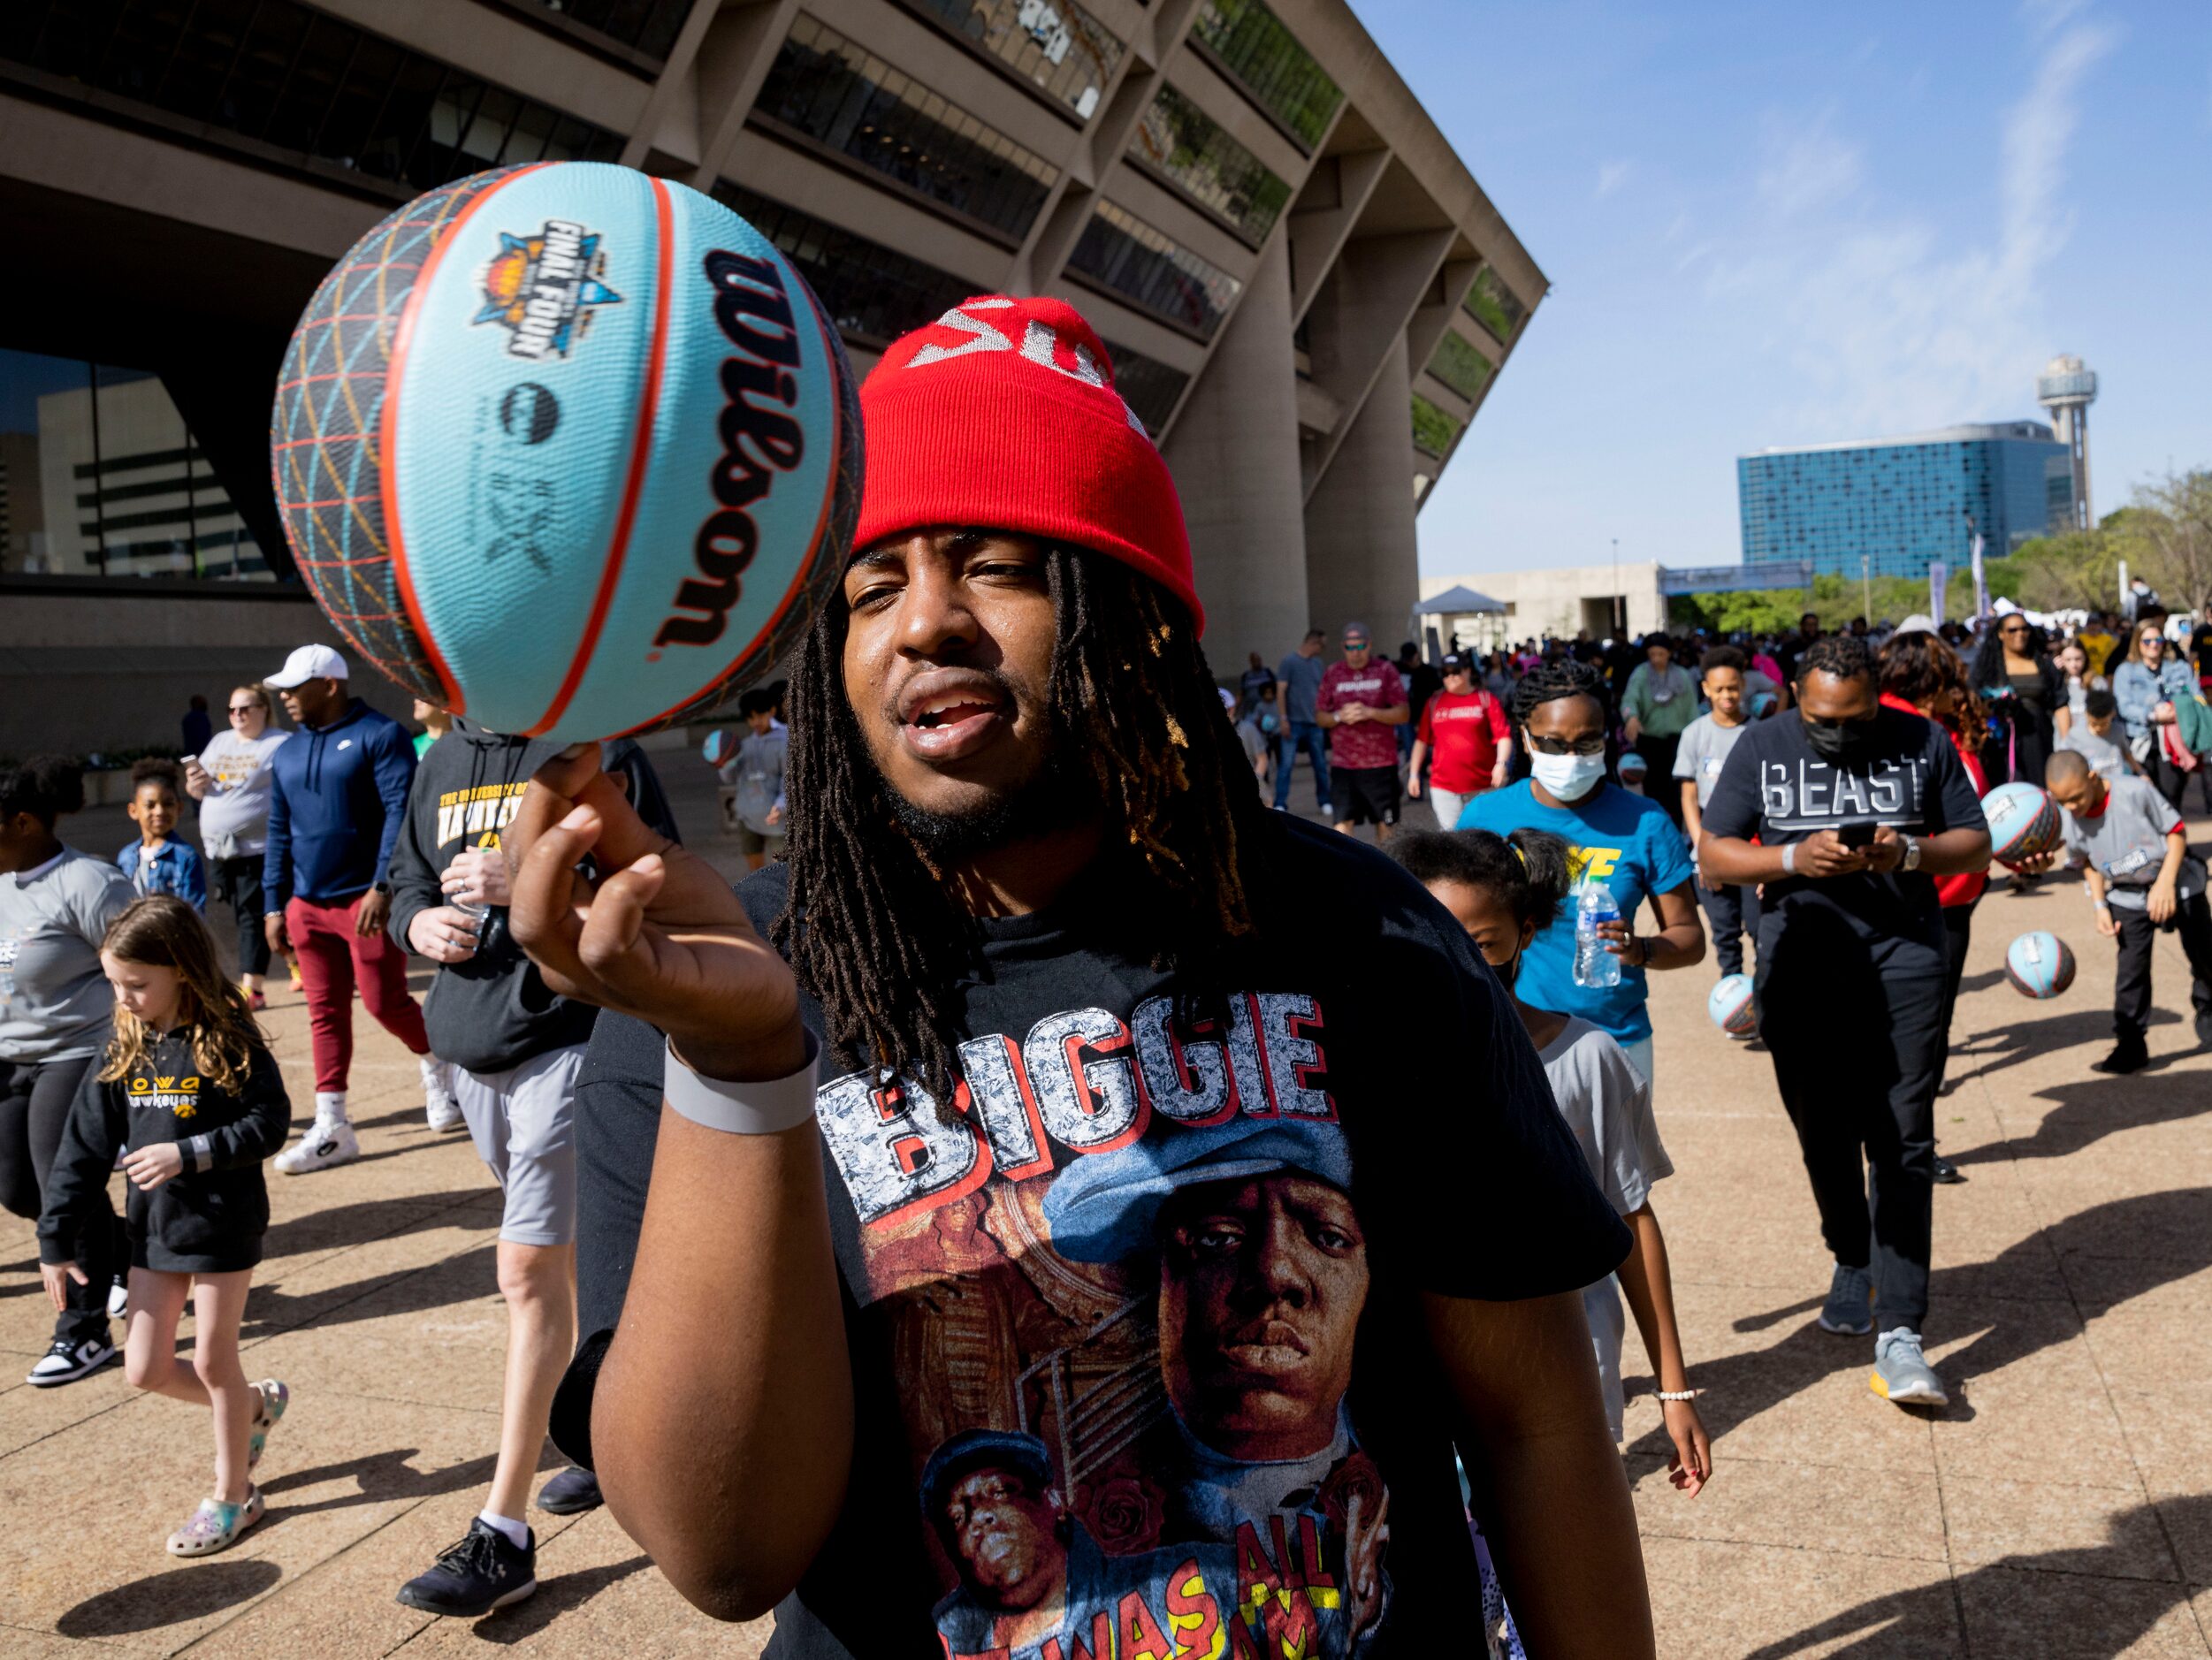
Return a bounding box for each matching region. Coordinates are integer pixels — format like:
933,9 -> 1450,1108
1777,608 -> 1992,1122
655,250 -> 809,649
472,219 -> 623,361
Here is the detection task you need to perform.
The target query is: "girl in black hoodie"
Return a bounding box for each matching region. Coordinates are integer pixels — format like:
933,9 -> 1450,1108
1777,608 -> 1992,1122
39,896 -> 293,1557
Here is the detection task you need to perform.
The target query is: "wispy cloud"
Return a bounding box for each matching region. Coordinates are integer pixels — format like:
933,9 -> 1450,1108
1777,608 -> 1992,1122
1754,110 -> 1862,217
1596,159 -> 1632,199
1706,9 -> 2117,440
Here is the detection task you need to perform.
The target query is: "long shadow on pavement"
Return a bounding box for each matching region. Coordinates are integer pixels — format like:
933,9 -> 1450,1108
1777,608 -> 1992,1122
1948,1073 -> 2212,1168
474,1556 -> 656,1644
256,1446 -> 502,1520
244,1243 -> 498,1338
1946,1005 -> 2178,1092
1739,1494 -> 2207,1658
1628,1189 -> 2212,1464
259,1187 -> 492,1262
57,1557 -> 283,1637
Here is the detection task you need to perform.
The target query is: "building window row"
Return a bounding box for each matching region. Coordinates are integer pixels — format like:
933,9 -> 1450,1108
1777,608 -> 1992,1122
522,0 -> 696,62
1127,83 -> 1289,246
1102,340 -> 1192,436
713,180 -> 978,349
896,0 -> 1122,121
1462,265 -> 1528,344
1187,0 -> 1341,150
756,16 -> 1060,242
1426,331 -> 1492,403
1411,392 -> 1458,459
0,0 -> 622,195
1,349 -> 270,584
1066,201 -> 1243,339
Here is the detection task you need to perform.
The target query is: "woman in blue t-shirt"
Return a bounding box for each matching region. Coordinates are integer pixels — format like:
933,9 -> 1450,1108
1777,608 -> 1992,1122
1459,658 -> 1706,1084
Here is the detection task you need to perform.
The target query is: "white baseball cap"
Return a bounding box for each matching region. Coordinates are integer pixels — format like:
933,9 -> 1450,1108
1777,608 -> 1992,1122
265,643 -> 349,689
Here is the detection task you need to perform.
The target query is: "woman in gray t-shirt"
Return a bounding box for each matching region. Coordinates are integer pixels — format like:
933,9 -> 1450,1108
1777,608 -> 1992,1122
1,758 -> 134,1384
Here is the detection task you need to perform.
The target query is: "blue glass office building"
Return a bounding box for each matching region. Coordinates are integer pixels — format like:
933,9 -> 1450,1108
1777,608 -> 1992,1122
1738,423 -> 2075,579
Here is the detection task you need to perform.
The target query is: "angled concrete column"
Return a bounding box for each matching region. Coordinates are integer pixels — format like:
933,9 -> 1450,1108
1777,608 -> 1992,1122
1161,234 -> 1309,671
1303,330 -> 1416,641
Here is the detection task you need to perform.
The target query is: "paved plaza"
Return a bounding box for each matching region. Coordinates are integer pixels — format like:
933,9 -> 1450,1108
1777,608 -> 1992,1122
4,760 -> 2210,1656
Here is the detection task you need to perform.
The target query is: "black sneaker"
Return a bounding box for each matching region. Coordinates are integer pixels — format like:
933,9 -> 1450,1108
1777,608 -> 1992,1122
2092,1041 -> 2150,1076
1932,1153 -> 1966,1185
27,1332 -> 119,1388
537,1466 -> 602,1515
1817,1261 -> 1874,1335
2196,1010 -> 2212,1048
396,1519 -> 537,1617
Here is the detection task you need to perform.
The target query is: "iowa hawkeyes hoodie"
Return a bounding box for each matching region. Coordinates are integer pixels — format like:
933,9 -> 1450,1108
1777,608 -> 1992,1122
387,722 -> 599,1077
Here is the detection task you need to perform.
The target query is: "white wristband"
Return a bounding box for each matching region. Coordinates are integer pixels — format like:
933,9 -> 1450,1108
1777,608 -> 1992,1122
1781,842 -> 1797,875
663,1032 -> 820,1135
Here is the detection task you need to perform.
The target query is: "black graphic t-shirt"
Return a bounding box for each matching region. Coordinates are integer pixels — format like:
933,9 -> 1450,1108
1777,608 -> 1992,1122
1700,705 -> 1986,976
564,814 -> 1628,1657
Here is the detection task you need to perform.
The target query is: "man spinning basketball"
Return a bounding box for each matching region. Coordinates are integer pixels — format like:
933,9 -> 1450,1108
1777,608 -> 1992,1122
506,296 -> 1653,1656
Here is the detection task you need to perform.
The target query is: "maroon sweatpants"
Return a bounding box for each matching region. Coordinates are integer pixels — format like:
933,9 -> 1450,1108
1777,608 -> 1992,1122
286,894 -> 430,1093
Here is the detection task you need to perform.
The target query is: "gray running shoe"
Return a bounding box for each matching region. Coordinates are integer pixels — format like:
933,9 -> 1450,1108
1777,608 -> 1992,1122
1871,1328 -> 1948,1406
1818,1261 -> 1874,1335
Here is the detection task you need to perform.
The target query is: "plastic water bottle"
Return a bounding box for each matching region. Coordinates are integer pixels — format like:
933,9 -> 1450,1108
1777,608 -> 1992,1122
1574,879 -> 1622,988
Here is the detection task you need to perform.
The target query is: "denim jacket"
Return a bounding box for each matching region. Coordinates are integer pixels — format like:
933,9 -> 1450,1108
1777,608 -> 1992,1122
116,840 -> 207,911
2112,659 -> 2195,742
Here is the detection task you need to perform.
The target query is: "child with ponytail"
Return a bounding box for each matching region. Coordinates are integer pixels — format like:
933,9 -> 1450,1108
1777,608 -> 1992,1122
38,895 -> 294,1557
1392,826 -> 1712,1496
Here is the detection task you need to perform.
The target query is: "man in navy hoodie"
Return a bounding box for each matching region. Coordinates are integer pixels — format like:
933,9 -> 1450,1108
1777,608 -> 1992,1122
261,645 -> 455,1172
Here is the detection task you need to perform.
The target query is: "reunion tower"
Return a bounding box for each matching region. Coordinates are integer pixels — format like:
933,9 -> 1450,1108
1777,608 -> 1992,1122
2037,354 -> 2098,529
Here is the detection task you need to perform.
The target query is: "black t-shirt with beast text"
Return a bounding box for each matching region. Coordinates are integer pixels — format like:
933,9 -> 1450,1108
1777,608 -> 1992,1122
1701,704 -> 1986,978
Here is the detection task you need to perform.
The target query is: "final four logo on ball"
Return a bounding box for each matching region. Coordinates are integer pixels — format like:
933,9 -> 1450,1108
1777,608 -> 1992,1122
473,220 -> 623,360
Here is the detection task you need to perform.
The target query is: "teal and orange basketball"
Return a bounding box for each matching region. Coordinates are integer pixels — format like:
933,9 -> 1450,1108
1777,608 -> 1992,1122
271,163 -> 858,742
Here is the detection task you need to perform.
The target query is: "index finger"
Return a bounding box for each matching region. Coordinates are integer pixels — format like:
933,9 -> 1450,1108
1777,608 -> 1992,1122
506,745 -> 662,887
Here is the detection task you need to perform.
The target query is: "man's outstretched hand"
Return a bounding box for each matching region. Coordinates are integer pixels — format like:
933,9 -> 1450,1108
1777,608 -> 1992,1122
505,745 -> 807,1082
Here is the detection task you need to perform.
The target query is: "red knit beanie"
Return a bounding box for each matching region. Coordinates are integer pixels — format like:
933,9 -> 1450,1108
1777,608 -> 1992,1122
851,296 -> 1202,634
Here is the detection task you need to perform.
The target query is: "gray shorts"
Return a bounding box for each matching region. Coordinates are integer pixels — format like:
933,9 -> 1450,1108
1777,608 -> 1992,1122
454,1044 -> 584,1247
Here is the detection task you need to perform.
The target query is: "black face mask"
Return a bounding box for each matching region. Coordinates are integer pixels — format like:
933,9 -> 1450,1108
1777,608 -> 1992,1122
1804,715 -> 1879,766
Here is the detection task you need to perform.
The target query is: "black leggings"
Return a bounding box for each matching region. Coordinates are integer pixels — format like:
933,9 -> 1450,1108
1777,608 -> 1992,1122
1934,902 -> 1975,1093
0,1054 -> 116,1343
210,853 -> 271,978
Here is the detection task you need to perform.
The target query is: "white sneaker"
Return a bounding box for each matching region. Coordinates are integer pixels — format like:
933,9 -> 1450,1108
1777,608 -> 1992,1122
273,1118 -> 359,1175
423,1056 -> 464,1133
106,1277 -> 129,1320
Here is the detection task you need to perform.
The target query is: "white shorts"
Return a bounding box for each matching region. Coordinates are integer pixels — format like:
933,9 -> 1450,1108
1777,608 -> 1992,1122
454,1045 -> 584,1247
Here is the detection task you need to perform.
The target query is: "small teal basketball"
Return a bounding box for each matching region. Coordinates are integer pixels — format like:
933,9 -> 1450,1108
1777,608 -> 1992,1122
1708,972 -> 1757,1036
272,162 -> 858,742
2004,932 -> 2075,999
1617,750 -> 1648,782
1982,781 -> 2063,868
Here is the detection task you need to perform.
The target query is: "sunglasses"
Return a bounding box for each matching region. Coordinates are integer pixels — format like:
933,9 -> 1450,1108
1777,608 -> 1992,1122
227,704 -> 262,714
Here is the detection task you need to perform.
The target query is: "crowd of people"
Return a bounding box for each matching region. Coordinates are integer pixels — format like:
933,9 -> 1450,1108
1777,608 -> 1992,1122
2,291 -> 2207,1656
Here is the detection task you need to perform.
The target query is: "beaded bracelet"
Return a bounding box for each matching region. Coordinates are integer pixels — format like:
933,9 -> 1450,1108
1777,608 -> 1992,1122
1654,1389 -> 1699,1402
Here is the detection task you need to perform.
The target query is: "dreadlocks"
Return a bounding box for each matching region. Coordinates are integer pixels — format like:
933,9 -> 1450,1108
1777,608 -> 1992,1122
774,545 -> 1263,1106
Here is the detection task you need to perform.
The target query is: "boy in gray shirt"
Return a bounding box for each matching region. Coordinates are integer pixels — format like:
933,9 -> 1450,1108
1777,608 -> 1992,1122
717,689 -> 788,872
2045,750 -> 2212,1075
2056,687 -> 2135,782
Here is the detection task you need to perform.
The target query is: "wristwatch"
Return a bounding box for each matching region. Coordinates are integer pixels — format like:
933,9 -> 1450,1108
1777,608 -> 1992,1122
1900,835 -> 1923,872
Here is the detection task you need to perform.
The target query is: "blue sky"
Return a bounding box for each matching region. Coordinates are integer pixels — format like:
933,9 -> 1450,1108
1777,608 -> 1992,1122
1367,1 -> 2212,577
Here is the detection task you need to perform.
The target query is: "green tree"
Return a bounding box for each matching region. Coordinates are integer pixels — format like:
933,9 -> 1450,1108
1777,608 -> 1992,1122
2111,469 -> 2212,613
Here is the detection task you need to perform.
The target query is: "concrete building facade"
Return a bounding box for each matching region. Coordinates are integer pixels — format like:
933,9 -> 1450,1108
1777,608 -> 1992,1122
0,0 -> 1543,755
1420,563 -> 1668,650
